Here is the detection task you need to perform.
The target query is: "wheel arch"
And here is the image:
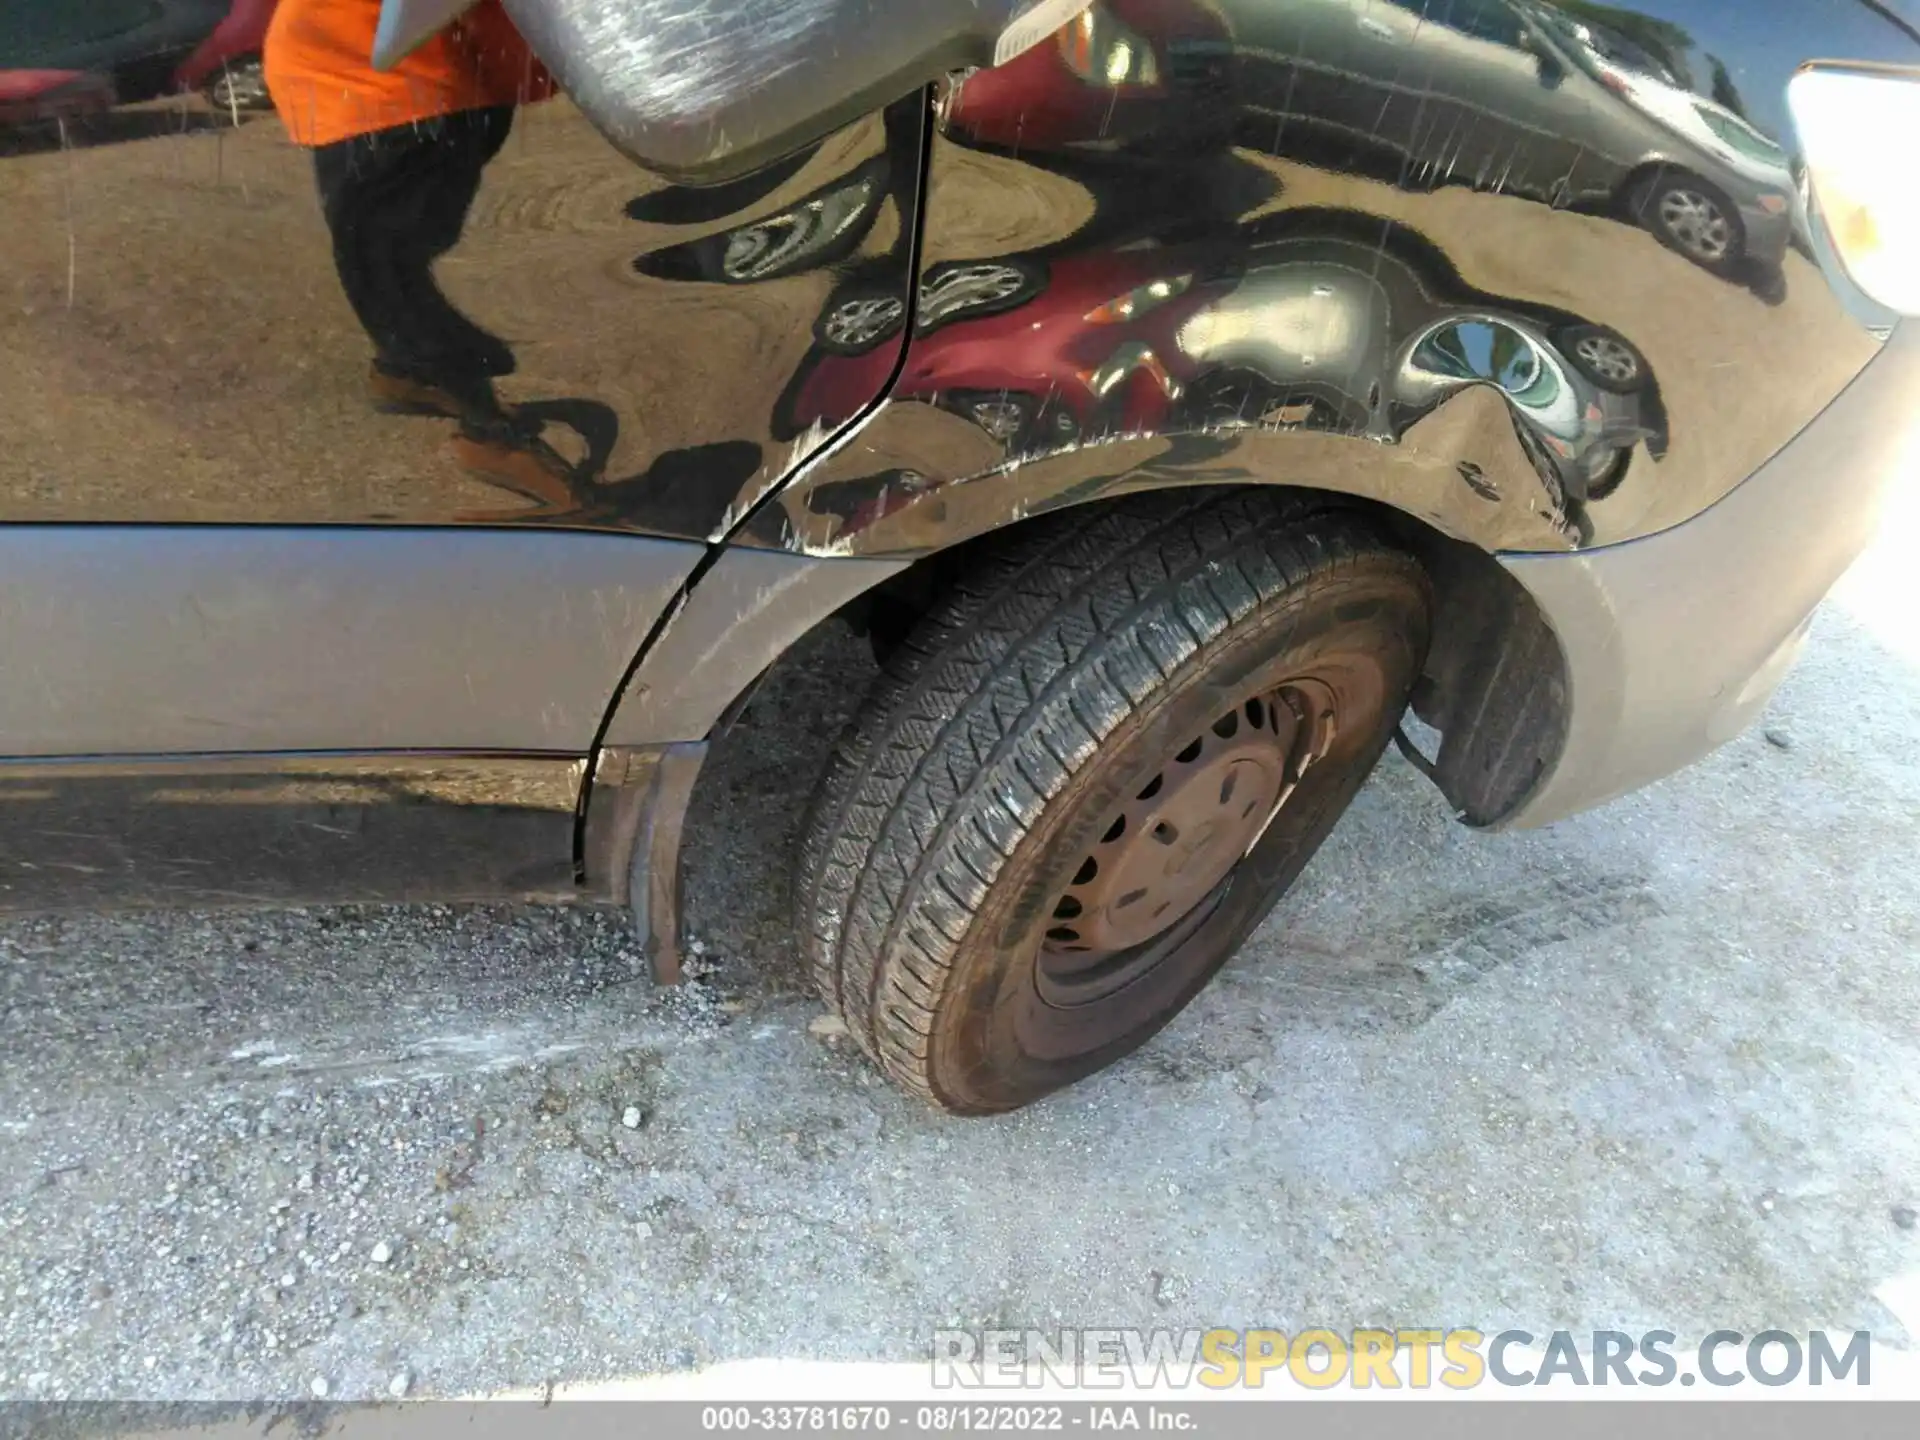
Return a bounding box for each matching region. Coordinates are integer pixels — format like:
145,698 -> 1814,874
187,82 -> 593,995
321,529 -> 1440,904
605,414 -> 1577,751
1611,157 -> 1734,223
588,468 -> 1574,973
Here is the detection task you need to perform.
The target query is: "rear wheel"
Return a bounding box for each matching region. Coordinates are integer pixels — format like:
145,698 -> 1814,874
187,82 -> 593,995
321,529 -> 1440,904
1632,169 -> 1743,274
795,490 -> 1430,1113
815,284 -> 909,355
201,56 -> 270,113
1558,324 -> 1646,393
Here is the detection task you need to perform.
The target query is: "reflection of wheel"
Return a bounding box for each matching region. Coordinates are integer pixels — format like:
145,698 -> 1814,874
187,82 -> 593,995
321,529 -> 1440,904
638,158 -> 888,286
720,168 -> 883,281
1557,325 -> 1647,393
814,285 -> 909,355
1582,445 -> 1634,503
795,491 -> 1430,1113
946,390 -> 1035,446
201,57 -> 270,113
937,389 -> 1081,450
812,257 -> 1047,356
916,257 -> 1047,332
1633,170 -> 1744,274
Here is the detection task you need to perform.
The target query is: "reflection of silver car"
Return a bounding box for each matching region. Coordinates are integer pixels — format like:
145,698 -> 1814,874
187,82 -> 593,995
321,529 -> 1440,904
1235,0 -> 1795,276
1173,234 -> 1661,504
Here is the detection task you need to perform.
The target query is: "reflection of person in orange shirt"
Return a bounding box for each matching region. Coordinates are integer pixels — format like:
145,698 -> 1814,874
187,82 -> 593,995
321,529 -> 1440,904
266,0 -> 576,510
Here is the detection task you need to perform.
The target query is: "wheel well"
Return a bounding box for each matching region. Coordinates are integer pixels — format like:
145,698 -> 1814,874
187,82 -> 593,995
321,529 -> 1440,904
834,486 -> 1570,826
1613,160 -> 1733,221
655,485 -> 1567,984
1613,161 -> 1671,215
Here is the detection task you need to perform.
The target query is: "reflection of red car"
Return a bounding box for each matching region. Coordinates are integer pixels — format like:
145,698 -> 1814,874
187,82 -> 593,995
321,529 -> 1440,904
171,0 -> 278,110
0,70 -> 115,126
0,1 -> 277,124
785,247 -> 1229,451
946,0 -> 1234,155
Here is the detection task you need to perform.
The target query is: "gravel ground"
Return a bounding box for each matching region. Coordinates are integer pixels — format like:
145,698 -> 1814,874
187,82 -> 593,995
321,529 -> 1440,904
3,487 -> 1919,1403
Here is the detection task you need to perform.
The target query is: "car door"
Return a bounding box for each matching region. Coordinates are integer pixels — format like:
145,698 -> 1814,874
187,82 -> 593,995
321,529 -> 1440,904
0,0 -> 924,909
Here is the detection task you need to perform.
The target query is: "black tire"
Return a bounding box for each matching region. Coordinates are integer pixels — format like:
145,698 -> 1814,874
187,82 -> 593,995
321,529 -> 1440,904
1556,324 -> 1647,394
794,490 -> 1431,1113
1630,168 -> 1745,275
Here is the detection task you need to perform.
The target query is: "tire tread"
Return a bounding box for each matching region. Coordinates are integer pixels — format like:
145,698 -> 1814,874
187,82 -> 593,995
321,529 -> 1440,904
792,489 -> 1419,1104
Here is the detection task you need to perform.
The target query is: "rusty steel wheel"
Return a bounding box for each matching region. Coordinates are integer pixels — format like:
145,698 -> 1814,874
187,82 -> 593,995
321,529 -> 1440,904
1037,682 -> 1338,1008
797,489 -> 1430,1114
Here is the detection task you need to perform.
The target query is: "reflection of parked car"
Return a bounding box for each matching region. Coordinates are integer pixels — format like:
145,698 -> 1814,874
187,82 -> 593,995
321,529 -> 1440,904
0,0 -> 277,115
788,214 -> 1663,510
0,68 -> 114,125
1175,227 -> 1663,504
946,0 -> 1236,155
1525,4 -> 1794,276
813,254 -> 1051,356
786,246 -> 1231,447
171,0 -> 277,111
1234,0 -> 1794,278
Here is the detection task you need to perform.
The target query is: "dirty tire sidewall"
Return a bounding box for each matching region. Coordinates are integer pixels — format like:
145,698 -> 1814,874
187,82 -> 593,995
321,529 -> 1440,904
948,567 -> 1424,1111
796,490 -> 1429,1114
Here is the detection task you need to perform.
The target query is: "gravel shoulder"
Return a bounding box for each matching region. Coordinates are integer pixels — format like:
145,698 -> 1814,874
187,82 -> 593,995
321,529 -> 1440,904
3,491 -> 1919,1402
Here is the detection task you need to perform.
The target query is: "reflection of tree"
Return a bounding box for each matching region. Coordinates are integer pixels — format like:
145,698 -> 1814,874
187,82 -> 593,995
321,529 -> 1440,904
1553,0 -> 1695,87
1707,56 -> 1747,119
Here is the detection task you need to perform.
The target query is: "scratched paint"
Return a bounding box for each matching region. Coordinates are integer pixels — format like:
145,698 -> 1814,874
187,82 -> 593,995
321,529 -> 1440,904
496,0 -> 1113,180
503,0 -> 835,135
502,0 -> 1039,178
